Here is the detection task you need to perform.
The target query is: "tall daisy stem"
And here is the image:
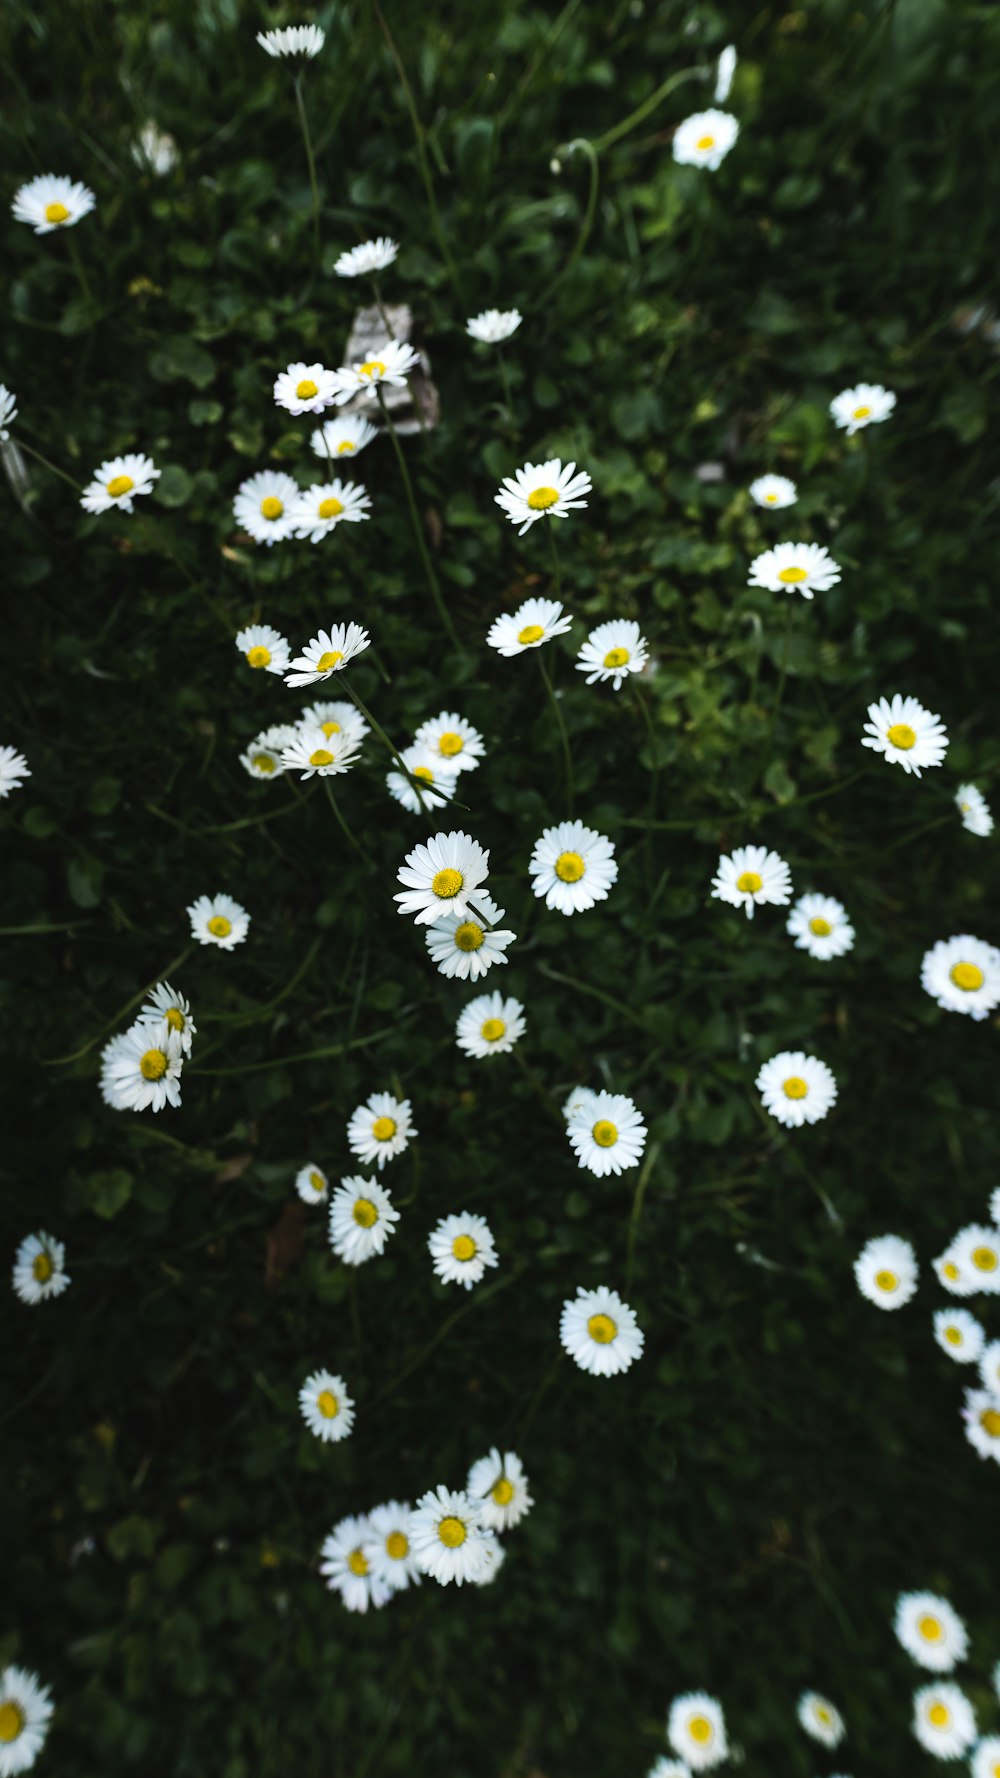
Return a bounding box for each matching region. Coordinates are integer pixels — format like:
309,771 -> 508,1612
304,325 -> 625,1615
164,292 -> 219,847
65,230 -> 93,304
323,777 -> 368,861
760,601 -> 793,778
370,0 -> 465,305
546,520 -> 562,598
341,678 -> 467,812
293,72 -> 321,266
15,438 -> 82,494
538,652 -> 574,817
633,680 -> 660,825
378,393 -> 460,650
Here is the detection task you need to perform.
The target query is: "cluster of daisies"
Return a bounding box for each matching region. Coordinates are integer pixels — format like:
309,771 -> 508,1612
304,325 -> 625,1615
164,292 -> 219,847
96,977 -> 196,1117
892,1588 -> 1000,1769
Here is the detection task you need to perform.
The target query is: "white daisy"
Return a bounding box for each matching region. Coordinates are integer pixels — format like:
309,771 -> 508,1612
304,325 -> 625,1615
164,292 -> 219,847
412,710 -> 485,775
797,1693 -> 845,1747
12,1232 -> 70,1306
471,1537 -> 507,1585
0,746 -> 30,800
99,1022 -> 183,1113
933,1308 -> 985,1364
455,991 -> 525,1059
562,1085 -> 600,1123
134,121 -> 178,175
648,1762 -> 693,1778
972,1737 -> 1000,1778
80,452 -> 160,515
299,700 -> 369,747
319,1515 -> 392,1613
425,895 -> 516,980
0,1665 -> 54,1772
281,724 -> 362,780
395,829 -> 490,926
714,43 -> 737,101
979,1340 -> 1000,1394
786,892 -> 855,960
295,1164 -> 328,1206
934,1246 -> 975,1298
894,1593 -> 970,1671
952,1225 -> 1000,1293
920,935 -> 1000,1021
298,1369 -> 354,1443
292,479 -> 371,541
467,308 -> 523,343
332,339 -> 420,403
137,981 -> 195,1055
409,1486 -> 496,1586
311,414 -> 378,462
466,1448 -> 533,1531
428,1212 -> 498,1289
831,384 -> 896,435
363,1502 -> 422,1594
747,541 -> 841,600
559,1285 -> 644,1377
386,743 -> 459,815
912,1683 -> 977,1758
963,1388 -> 1000,1462
232,470 -> 300,546
334,236 -> 399,278
992,1187 -> 1000,1225
711,845 -> 792,919
567,1090 -> 647,1178
956,783 -> 993,837
346,1092 -> 415,1171
0,386 -> 18,441
672,109 -> 739,170
528,820 -> 618,916
486,596 -> 574,656
495,458 -> 593,535
861,694 -> 948,775
576,618 -> 649,689
187,892 -> 250,950
756,1050 -> 836,1129
257,24 -> 325,57
272,361 -> 339,416
749,473 -> 797,510
235,623 -> 290,675
12,173 -> 95,233
666,1692 -> 728,1769
328,1176 -> 399,1265
239,724 -> 297,781
283,622 -> 371,688
853,1233 -> 919,1310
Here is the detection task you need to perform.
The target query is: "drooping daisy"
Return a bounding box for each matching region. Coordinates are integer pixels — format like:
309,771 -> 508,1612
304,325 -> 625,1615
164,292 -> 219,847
797,1693 -> 845,1747
99,1022 -> 184,1113
933,1246 -> 974,1297
232,470 -> 300,546
861,694 -> 948,775
495,458 -> 592,535
0,1665 -> 54,1771
912,1683 -> 976,1758
346,1092 -> 415,1171
12,1232 -> 70,1306
853,1234 -> 919,1310
979,1340 -> 1000,1394
273,362 -> 339,416
956,783 -> 993,837
528,820 -> 618,916
428,1212 -> 498,1289
284,622 -> 371,688
894,1593 -> 970,1671
413,711 -> 485,775
952,1225 -> 1000,1293
567,1090 -> 647,1177
712,845 -> 792,919
748,541 -> 841,600
80,452 -> 160,516
666,1692 -> 728,1769
467,308 -> 523,343
363,1502 -> 421,1594
328,1176 -> 399,1265
311,414 -> 379,463
409,1487 -> 496,1586
576,619 -> 649,689
714,43 -> 737,101
235,623 -> 290,675
300,699 -> 369,746
386,743 -> 459,815
467,1448 -> 533,1531
972,1736 -> 1000,1778
137,981 -> 195,1055
12,173 -> 95,233
786,892 -> 855,960
560,1285 -> 644,1377
320,1515 -> 392,1613
281,724 -> 362,780
0,386 -> 18,441
749,473 -> 797,509
486,596 -> 574,656
963,1388 -> 1000,1463
933,1308 -> 985,1364
920,935 -> 1000,1021
334,237 -> 399,278
395,829 -> 490,926
0,746 -> 30,799
295,1164 -> 329,1206
455,991 -> 525,1059
332,339 -> 420,403
292,479 -> 371,541
756,1051 -> 836,1129
425,895 -> 516,980
299,1369 -> 354,1444
257,23 -> 325,57
187,892 -> 250,950
239,724 -> 297,781
831,384 -> 896,435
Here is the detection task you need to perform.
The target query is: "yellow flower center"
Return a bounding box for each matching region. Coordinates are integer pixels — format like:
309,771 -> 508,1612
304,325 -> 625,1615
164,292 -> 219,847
695,135 -> 715,151
875,1269 -> 898,1292
386,1531 -> 409,1560
689,1716 -> 713,1744
928,1703 -> 950,1729
309,1170 -> 325,1193
943,1261 -> 960,1281
372,1116 -> 396,1143
106,473 -> 134,498
438,1516 -> 466,1548
318,496 -> 344,519
951,962 -> 985,992
314,651 -> 343,672
359,359 -> 386,379
886,722 -> 916,750
919,1615 -> 943,1640
140,1047 -> 168,1081
412,765 -> 434,782
433,868 -> 464,899
555,850 -> 585,882
481,1017 -> 506,1042
165,1007 -> 185,1031
317,1390 -> 339,1419
32,1253 -> 54,1283
592,1120 -> 618,1148
454,921 -> 484,952
352,1198 -> 378,1228
808,916 -> 832,936
943,1327 -> 962,1347
246,645 -> 271,668
853,404 -> 872,420
783,1076 -> 808,1100
778,565 -> 808,583
492,1477 -> 515,1506
587,1313 -> 617,1343
517,623 -> 545,644
208,915 -> 232,938
527,485 -> 559,511
452,1234 -> 477,1261
603,646 -> 630,669
0,1702 -> 24,1743
765,492 -> 778,503
309,748 -> 334,768
253,754 -> 276,774
736,870 -> 763,893
320,720 -> 342,737
337,440 -> 356,454
296,378 -> 319,400
44,201 -> 70,225
260,496 -> 284,519
438,731 -> 464,757
347,1549 -> 368,1576
972,1246 -> 998,1273
981,1408 -> 1000,1437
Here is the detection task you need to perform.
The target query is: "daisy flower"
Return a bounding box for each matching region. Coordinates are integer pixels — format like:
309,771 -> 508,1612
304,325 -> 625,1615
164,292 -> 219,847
979,1340 -> 1000,1393
12,173 -> 95,232
466,1448 -> 533,1531
952,1225 -> 1000,1293
748,541 -> 841,600
12,1232 -> 70,1306
320,1515 -> 392,1613
0,746 -> 30,799
232,470 -> 300,546
99,1022 -> 184,1113
386,743 -> 459,815
956,783 -> 993,837
363,1502 -> 421,1594
712,845 -> 792,919
920,935 -> 1000,1020
894,1593 -> 969,1671
332,339 -> 419,403
137,981 -> 195,1055
428,1212 -> 498,1289
933,1246 -> 974,1297
235,623 -> 290,675
831,384 -> 896,435
495,458 -> 592,535
272,362 -> 339,416
472,1539 -> 506,1586
300,700 -> 369,746
666,1692 -> 728,1769
933,1308 -> 985,1364
563,1085 -> 600,1123
312,414 -> 378,463
672,108 -> 739,171
298,1369 -> 354,1443
80,452 -> 160,515
797,1693 -> 845,1747
861,694 -> 948,775
281,724 -> 361,780
334,236 -> 399,278
0,386 -> 18,441
992,1186 -> 1000,1224
328,1176 -> 399,1265
963,1388 -> 1000,1462
239,724 -> 297,781
912,1683 -> 976,1758
567,1090 -> 647,1178
283,622 -> 371,688
786,892 -> 855,960
756,1051 -> 836,1129
455,991 -> 525,1059
486,596 -> 574,656
134,121 -> 178,175
649,1762 -> 693,1778
528,820 -> 618,915
576,618 -> 649,689
395,829 -> 490,925
346,1092 -> 415,1170
972,1737 -> 1000,1778
425,895 -> 516,980
714,43 -> 737,101
0,1665 -> 54,1771
257,24 -> 325,57
413,711 -> 485,774
467,308 -> 523,343
560,1285 -> 644,1377
292,479 -> 371,541
749,473 -> 797,510
853,1234 -> 918,1310
295,1164 -> 329,1206
187,892 -> 250,950
409,1486 -> 496,1586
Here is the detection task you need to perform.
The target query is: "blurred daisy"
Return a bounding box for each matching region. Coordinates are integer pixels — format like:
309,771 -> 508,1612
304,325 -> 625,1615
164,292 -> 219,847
933,1308 -> 985,1364
786,892 -> 854,960
714,44 -> 737,102
257,24 -> 325,57
934,1246 -> 974,1297
0,746 -> 30,800
320,1515 -> 392,1613
395,829 -> 490,925
235,623 -> 290,674
12,173 -> 95,233
425,894 -> 516,980
346,1092 -> 415,1170
334,237 -> 398,277
333,339 -> 419,402
560,1285 -> 644,1377
712,845 -> 791,919
895,1593 -> 970,1671
187,892 -> 250,950
467,1448 -> 533,1531
363,1502 -> 421,1593
528,820 -> 618,915
99,1022 -> 183,1113
649,1762 -> 693,1778
311,414 -> 378,462
920,935 -> 1000,1020
576,618 -> 648,689
472,1538 -> 506,1585
281,724 -> 361,780
295,1164 -> 328,1206
134,121 -> 178,175
299,1369 -> 354,1443
972,1737 -> 1000,1778
963,1388 -> 1000,1462
284,622 -> 371,687
413,711 -> 485,774
300,700 -> 369,746
12,1232 -> 70,1306
328,1176 -> 399,1265
672,109 -> 739,170
567,1090 -> 646,1177
862,693 -> 948,775
273,362 -> 339,416
797,1693 -> 845,1747
749,473 -> 797,509
495,458 -> 592,535
239,725 -> 296,781
980,1340 -> 1000,1393
138,981 -> 195,1055
757,1051 -> 836,1129
292,479 -> 371,541
409,1486 -> 495,1585
487,596 -> 574,656
455,991 -> 525,1059
233,469 -> 299,545
0,386 -> 18,441
428,1212 -> 498,1288
666,1693 -> 728,1769
0,1665 -> 54,1770
467,308 -> 522,343
854,1234 -> 918,1310
912,1683 -> 976,1758
81,452 -> 160,515
992,1186 -> 1000,1224
956,783 -> 993,836
831,384 -> 896,435
748,541 -> 841,599
952,1224 -> 1000,1293
563,1085 -> 599,1123
386,743 -> 458,815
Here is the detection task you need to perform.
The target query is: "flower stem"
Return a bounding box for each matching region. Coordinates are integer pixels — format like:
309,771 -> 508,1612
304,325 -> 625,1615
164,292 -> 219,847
537,651 -> 574,816
341,677 -> 467,812
546,519 -> 562,598
293,72 -> 321,266
65,229 -> 93,304
16,437 -> 82,493
633,679 -> 660,826
378,392 -> 460,650
323,776 -> 368,860
625,1141 -> 660,1294
370,0 -> 465,305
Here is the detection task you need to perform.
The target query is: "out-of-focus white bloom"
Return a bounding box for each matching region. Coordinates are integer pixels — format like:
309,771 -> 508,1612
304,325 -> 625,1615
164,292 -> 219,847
257,24 -> 325,57
831,384 -> 896,435
714,45 -> 737,102
467,308 -> 522,343
0,745 -> 30,800
933,1308 -> 985,1364
797,1692 -> 845,1747
894,1592 -> 970,1671
786,892 -> 854,960
134,122 -> 179,175
666,1693 -> 729,1769
495,457 -> 592,535
332,339 -> 419,402
187,892 -> 250,950
955,783 -> 993,837
320,1515 -> 392,1613
911,1683 -> 976,1758
295,1164 -> 328,1206
12,173 -> 95,233
299,1369 -> 354,1443
748,472 -> 796,509
466,1448 -> 533,1531
979,1339 -> 1000,1394
672,110 -> 739,170
972,1736 -> 1000,1778
363,1502 -> 421,1594
853,1234 -> 918,1310
0,386 -> 18,441
862,694 -> 948,776
920,935 -> 1000,1021
328,1176 -> 399,1265
311,414 -> 378,462
963,1388 -> 1000,1462
334,237 -> 399,278
0,1664 -> 55,1770
486,596 -> 573,655
12,1232 -> 70,1306
952,1225 -> 1000,1293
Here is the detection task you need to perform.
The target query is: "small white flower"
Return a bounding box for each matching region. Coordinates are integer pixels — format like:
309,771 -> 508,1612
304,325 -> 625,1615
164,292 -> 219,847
562,1085 -> 600,1123
831,383 -> 896,435
911,1683 -> 977,1758
425,894 -> 516,980
186,892 -> 250,950
311,414 -> 378,463
0,1664 -> 55,1771
257,24 -> 325,57
756,1050 -> 837,1129
428,1212 -> 498,1288
332,339 -> 419,403
666,1692 -> 728,1769
862,694 -> 948,775
291,479 -> 371,541
299,1369 -> 354,1443
235,622 -> 290,675
854,1233 -> 919,1310
386,743 -> 459,815
395,829 -> 491,926
233,469 -> 300,546
281,724 -> 362,780
933,1308 -> 985,1364
471,1537 -> 506,1585
560,1285 -> 644,1377
412,710 -> 485,775
786,892 -> 855,960
334,236 -> 399,278
714,44 -> 737,102
455,991 -> 525,1059
12,173 -> 95,233
672,109 -> 739,170
955,783 -> 993,836
749,473 -> 796,509
933,1246 -> 975,1297
320,1515 -> 392,1613
576,618 -> 649,689
295,1164 -> 328,1206
797,1692 -> 845,1748
363,1502 -> 422,1594
711,845 -> 791,919
972,1736 -> 1000,1778
283,622 -> 371,687
99,1022 -> 184,1113
894,1592 -> 970,1671
80,452 -> 160,515
466,1448 -> 533,1531
748,541 -> 841,599
137,981 -> 195,1055
979,1339 -> 1000,1393
920,935 -> 1000,1020
134,121 -> 178,175
649,1761 -> 693,1778
300,699 -> 369,747
328,1176 -> 399,1265
486,596 -> 574,656
528,820 -> 618,916
409,1486 -> 496,1585
0,385 -> 18,441
963,1387 -> 1000,1462
0,745 -> 30,799
272,361 -> 340,416
346,1092 -> 416,1171
239,724 -> 297,781
567,1090 -> 647,1178
12,1232 -> 70,1306
467,308 -> 522,343
951,1224 -> 1000,1293
495,457 -> 592,535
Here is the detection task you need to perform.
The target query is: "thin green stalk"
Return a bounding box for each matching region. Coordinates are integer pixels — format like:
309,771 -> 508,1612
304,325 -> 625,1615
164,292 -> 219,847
44,945 -> 196,1065
633,679 -> 660,825
591,65 -> 705,153
625,1141 -> 661,1293
378,392 -> 460,649
323,775 -> 368,860
65,228 -> 93,303
552,138 -> 599,291
373,1265 -> 524,1406
370,0 -> 464,304
546,520 -> 562,598
16,437 -> 82,493
537,651 -> 574,816
760,602 -> 793,779
496,345 -> 515,436
293,72 -> 321,265
189,1017 -> 417,1077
